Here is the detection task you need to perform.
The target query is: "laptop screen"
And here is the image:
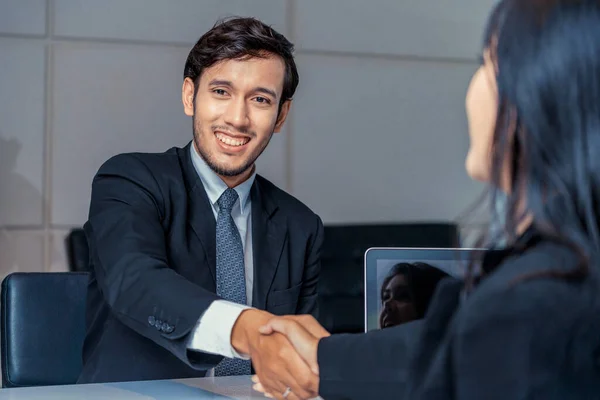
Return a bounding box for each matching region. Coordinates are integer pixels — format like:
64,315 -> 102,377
364,248 -> 485,331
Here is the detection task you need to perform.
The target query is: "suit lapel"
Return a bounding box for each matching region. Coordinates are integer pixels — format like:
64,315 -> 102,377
179,143 -> 287,296
251,178 -> 288,309
179,143 -> 217,284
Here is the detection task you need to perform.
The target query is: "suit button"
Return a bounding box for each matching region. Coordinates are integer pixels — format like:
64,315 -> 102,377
165,325 -> 174,333
161,322 -> 169,332
148,316 -> 156,326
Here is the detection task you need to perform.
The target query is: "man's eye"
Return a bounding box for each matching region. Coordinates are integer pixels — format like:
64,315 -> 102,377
213,89 -> 227,96
254,96 -> 270,104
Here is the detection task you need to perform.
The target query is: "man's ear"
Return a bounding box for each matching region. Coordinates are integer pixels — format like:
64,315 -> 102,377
274,100 -> 292,133
182,77 -> 195,117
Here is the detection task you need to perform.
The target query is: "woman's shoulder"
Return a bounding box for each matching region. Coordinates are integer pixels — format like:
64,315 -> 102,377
444,241 -> 600,388
457,240 -> 600,334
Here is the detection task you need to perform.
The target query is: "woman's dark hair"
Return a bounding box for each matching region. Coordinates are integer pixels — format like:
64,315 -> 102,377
467,0 -> 600,286
381,262 -> 449,317
183,17 -> 299,112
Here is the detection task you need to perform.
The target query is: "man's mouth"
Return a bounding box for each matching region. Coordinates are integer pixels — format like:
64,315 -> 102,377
215,131 -> 250,147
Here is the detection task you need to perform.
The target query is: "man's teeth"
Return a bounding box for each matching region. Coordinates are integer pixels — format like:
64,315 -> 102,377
215,132 -> 249,146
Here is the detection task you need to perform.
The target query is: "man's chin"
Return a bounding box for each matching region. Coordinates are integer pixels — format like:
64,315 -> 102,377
218,169 -> 249,177
195,140 -> 259,178
209,160 -> 253,178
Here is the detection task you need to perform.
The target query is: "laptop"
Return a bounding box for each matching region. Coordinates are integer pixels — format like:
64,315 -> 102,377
364,247 -> 486,332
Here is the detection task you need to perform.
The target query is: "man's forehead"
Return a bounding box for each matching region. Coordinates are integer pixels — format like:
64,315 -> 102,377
201,56 -> 285,92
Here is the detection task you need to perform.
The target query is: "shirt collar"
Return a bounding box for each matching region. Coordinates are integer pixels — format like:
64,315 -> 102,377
190,143 -> 255,214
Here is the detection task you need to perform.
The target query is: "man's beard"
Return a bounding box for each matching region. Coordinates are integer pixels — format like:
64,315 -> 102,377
193,121 -> 273,177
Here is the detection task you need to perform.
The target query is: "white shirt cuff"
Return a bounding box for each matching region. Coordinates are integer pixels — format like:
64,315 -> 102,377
187,300 -> 252,359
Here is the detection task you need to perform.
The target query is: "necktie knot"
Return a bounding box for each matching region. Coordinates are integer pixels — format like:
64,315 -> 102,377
217,188 -> 239,213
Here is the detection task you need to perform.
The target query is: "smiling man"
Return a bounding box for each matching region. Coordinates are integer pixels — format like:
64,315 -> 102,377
78,18 -> 323,394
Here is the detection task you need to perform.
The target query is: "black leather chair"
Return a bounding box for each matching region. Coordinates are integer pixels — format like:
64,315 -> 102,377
316,223 -> 459,334
65,228 -> 89,272
1,272 -> 89,387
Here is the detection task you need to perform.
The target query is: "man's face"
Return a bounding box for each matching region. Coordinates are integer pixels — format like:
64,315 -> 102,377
379,274 -> 418,328
182,54 -> 290,181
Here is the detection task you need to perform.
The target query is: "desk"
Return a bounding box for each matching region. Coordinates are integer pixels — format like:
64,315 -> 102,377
0,376 -> 265,399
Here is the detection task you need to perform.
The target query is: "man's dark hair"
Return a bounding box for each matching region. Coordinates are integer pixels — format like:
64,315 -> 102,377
183,17 -> 299,111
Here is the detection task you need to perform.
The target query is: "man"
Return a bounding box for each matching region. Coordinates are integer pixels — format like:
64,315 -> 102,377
77,17 -> 322,397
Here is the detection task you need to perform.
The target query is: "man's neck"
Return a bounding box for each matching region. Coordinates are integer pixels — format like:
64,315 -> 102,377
219,165 -> 255,188
192,140 -> 255,189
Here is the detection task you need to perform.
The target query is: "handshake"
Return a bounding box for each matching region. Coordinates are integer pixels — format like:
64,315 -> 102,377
230,309 -> 330,400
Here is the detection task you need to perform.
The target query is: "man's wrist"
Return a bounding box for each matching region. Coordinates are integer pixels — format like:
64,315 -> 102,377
231,309 -> 272,355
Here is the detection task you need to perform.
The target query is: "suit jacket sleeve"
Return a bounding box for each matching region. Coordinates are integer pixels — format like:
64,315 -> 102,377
295,214 -> 324,317
317,320 -> 423,400
85,154 -> 223,370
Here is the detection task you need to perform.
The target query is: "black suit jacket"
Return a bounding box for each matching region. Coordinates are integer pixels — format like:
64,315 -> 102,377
317,232 -> 600,399
77,142 -> 323,384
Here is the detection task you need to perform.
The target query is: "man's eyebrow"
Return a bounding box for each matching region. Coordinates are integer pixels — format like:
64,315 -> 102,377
208,79 -> 233,87
253,86 -> 278,99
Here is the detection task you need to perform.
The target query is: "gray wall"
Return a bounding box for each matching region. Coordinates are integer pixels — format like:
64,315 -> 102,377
0,0 -> 495,276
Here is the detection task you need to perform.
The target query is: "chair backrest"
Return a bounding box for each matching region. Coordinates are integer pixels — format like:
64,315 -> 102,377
65,228 -> 90,272
1,272 -> 89,388
317,223 -> 459,333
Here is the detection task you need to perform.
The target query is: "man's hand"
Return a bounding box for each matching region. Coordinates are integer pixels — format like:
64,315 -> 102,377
259,315 -> 329,375
252,315 -> 330,398
231,310 -> 319,400
279,315 -> 330,340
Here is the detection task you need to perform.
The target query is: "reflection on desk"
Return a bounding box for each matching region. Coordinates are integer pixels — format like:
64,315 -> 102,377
0,376 -> 263,400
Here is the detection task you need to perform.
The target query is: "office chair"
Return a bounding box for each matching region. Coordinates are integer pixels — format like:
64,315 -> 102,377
1,272 -> 88,387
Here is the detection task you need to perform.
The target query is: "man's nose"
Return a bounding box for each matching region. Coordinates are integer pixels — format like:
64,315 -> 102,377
223,98 -> 250,130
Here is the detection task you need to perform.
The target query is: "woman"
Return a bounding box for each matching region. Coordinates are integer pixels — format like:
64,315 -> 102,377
254,0 -> 600,398
379,262 -> 450,328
